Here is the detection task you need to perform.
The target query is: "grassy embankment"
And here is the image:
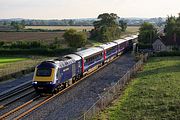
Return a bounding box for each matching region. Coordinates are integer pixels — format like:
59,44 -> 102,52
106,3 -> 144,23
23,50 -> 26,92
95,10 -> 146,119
0,57 -> 28,66
0,56 -> 52,79
97,57 -> 180,120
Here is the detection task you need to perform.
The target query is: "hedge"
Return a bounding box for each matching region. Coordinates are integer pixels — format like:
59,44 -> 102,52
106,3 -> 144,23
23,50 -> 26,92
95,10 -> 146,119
0,48 -> 75,56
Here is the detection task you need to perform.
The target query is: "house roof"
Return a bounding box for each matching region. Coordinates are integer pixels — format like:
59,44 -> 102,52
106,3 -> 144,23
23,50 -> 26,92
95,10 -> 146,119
158,36 -> 180,46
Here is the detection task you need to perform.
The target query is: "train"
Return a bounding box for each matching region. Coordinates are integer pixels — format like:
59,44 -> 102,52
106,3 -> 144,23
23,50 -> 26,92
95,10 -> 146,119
32,35 -> 138,93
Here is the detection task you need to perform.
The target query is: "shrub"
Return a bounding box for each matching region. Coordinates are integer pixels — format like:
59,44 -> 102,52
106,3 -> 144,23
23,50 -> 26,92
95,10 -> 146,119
63,29 -> 87,48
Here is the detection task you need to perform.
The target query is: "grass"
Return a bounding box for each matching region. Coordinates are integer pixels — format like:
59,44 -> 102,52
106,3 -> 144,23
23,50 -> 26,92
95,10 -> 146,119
0,56 -> 55,78
0,57 -> 28,66
97,57 -> 180,120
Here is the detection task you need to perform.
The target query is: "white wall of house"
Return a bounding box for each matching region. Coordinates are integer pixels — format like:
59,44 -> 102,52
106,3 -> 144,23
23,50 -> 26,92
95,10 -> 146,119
152,39 -> 168,51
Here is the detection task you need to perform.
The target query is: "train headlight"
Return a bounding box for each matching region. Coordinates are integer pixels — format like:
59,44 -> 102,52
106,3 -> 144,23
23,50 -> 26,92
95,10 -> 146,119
33,81 -> 37,84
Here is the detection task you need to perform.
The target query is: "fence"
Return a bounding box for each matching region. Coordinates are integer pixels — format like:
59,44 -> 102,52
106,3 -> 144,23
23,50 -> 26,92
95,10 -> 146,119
78,53 -> 149,120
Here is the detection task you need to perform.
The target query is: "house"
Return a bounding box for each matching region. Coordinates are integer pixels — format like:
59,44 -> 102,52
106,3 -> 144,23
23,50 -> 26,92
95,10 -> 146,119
152,35 -> 180,52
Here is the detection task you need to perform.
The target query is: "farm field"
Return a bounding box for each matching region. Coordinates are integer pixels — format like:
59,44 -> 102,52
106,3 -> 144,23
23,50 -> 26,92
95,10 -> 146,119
126,26 -> 139,33
0,26 -> 139,43
25,25 -> 139,33
0,32 -> 64,43
97,57 -> 180,120
25,26 -> 94,31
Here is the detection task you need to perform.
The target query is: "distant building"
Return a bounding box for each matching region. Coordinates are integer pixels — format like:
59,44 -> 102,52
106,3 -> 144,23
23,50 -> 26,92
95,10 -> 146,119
153,35 -> 180,52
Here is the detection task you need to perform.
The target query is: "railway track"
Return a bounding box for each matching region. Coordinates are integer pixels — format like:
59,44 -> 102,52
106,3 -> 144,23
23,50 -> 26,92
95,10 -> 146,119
0,55 -> 121,119
0,81 -> 32,102
0,81 -> 34,110
0,95 -> 48,120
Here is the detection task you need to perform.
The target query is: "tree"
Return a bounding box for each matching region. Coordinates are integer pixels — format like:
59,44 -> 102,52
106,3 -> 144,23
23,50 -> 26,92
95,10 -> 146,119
138,22 -> 157,44
164,14 -> 180,41
10,21 -> 25,31
119,20 -> 127,32
3,21 -> 7,26
21,20 -> 25,28
90,13 -> 121,42
68,20 -> 74,26
164,16 -> 176,39
63,29 -> 87,48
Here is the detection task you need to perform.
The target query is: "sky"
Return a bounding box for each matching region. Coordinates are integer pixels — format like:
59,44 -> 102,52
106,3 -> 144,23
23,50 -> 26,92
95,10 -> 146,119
0,0 -> 180,19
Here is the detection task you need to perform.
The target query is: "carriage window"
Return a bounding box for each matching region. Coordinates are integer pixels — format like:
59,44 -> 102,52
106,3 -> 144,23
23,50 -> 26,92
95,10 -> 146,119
36,68 -> 52,76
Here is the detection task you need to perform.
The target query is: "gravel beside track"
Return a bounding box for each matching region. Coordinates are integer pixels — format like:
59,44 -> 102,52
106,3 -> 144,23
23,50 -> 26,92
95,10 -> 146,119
23,53 -> 136,120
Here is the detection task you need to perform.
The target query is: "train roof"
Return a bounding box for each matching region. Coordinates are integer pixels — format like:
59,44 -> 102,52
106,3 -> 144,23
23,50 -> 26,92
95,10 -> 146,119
46,58 -> 75,68
113,39 -> 127,44
75,47 -> 103,58
64,54 -> 81,61
98,42 -> 117,50
124,37 -> 133,41
131,35 -> 138,39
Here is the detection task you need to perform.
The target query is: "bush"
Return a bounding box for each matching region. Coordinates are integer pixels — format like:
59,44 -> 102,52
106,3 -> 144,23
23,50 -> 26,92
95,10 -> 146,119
9,41 -> 46,49
63,29 -> 87,48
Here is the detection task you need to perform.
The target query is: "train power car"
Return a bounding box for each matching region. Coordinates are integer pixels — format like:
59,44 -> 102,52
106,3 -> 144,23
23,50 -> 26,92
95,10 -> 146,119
32,58 -> 79,93
32,35 -> 138,93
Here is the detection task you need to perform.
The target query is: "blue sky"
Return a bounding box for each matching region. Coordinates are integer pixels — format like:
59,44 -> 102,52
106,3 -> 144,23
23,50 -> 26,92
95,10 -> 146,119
0,0 -> 180,19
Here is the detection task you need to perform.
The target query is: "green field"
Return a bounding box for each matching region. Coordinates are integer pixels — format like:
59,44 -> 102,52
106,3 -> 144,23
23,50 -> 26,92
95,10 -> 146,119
0,57 -> 28,66
97,57 -> 180,120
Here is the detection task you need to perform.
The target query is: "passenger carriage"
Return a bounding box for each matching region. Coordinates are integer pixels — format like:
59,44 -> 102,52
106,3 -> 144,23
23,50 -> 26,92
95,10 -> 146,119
98,42 -> 118,63
75,47 -> 104,75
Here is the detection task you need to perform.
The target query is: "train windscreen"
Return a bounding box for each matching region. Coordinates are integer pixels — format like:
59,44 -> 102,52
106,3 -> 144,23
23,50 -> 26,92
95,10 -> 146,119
36,68 -> 52,76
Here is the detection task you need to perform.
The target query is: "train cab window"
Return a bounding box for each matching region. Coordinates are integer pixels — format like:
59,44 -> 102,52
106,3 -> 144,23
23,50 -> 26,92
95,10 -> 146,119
36,68 -> 52,76
56,68 -> 61,79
